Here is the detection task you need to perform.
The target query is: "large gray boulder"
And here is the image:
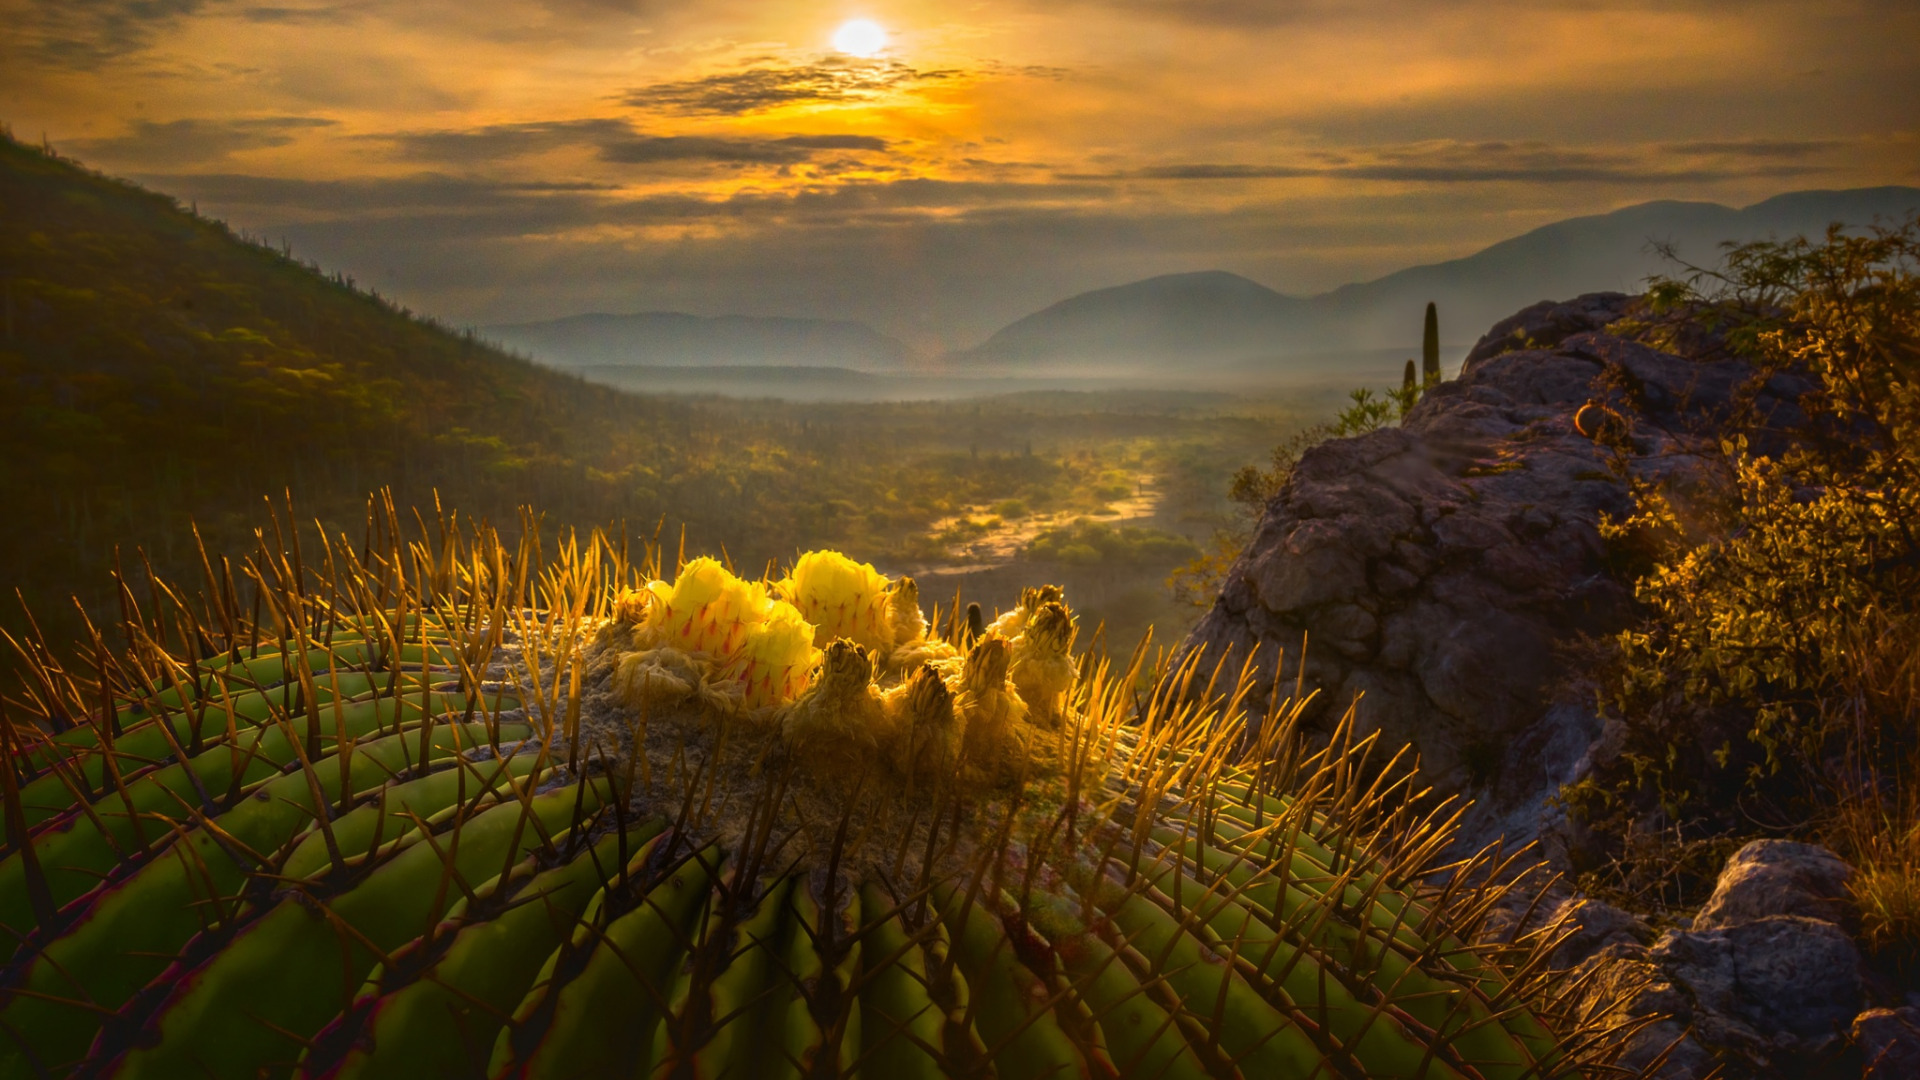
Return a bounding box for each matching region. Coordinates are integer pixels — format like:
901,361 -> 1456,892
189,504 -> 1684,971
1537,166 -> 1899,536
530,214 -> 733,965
1182,298 -> 1811,848
1576,918 -> 1863,1078
1651,916 -> 1863,1048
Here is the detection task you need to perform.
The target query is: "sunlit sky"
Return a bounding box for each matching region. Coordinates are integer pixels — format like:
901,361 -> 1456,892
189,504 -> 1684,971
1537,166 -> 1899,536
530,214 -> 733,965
3,0 -> 1916,348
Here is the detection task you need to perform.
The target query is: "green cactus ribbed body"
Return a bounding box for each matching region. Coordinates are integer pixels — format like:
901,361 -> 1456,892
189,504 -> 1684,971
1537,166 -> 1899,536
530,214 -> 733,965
0,507 -> 1629,1080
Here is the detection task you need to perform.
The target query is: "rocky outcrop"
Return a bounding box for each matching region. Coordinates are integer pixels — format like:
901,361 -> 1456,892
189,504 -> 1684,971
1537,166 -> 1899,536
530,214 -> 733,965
1192,296 -> 1909,1079
1182,295 -> 1812,849
1652,917 -> 1863,1054
1461,291 -> 1637,373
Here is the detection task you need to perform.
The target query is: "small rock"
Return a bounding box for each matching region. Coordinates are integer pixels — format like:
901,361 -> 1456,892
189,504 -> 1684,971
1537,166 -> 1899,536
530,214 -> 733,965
1692,839 -> 1855,931
1854,1006 -> 1920,1080
1368,559 -> 1421,596
1653,915 -> 1862,1049
1623,1020 -> 1720,1080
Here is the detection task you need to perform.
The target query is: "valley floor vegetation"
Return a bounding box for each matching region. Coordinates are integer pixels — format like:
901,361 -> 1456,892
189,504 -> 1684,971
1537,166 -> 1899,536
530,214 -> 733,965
0,131 -> 1318,668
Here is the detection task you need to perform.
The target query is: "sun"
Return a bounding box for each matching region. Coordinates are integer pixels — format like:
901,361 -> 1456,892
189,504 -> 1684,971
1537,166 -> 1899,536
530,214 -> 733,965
831,19 -> 888,58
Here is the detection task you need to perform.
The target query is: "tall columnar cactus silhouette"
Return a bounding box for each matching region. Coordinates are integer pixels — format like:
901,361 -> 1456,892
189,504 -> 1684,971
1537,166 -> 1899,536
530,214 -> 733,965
0,494 -> 1655,1079
1390,358 -> 1422,418
1422,301 -> 1442,387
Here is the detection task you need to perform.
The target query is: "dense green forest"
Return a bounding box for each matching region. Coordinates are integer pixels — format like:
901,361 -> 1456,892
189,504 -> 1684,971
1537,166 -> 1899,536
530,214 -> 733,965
0,133 -> 1305,655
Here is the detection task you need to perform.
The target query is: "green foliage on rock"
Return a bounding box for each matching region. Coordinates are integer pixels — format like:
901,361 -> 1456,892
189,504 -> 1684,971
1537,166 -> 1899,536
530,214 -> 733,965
1567,217 -> 1920,910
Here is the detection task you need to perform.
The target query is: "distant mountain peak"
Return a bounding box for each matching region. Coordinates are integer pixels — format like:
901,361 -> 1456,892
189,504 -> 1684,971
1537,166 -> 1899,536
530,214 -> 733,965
958,269 -> 1306,372
1105,268 -> 1282,292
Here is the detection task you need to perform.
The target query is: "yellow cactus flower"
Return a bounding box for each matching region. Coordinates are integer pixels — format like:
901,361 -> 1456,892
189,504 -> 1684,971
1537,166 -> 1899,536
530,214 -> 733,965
1010,601 -> 1077,729
645,557 -> 775,662
601,555 -> 1077,781
952,635 -> 1028,780
780,550 -> 894,654
987,583 -> 1064,641
617,557 -> 830,712
782,639 -> 890,776
876,574 -> 958,675
887,576 -> 928,648
613,647 -> 703,709
610,586 -> 654,627
723,604 -> 821,710
645,577 -> 674,610
883,665 -> 961,780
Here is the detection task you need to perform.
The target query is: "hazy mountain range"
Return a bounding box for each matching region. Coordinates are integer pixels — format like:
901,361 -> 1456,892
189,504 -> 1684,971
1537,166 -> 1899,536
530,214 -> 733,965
956,186 -> 1920,376
490,186 -> 1920,381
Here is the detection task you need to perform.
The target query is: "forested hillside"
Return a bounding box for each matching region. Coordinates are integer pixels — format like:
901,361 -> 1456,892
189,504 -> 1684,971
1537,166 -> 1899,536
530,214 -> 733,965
1,134 -> 681,637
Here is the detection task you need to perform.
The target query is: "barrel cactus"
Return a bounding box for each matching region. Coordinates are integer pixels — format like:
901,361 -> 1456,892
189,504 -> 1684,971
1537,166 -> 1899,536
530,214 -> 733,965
0,501 -> 1644,1078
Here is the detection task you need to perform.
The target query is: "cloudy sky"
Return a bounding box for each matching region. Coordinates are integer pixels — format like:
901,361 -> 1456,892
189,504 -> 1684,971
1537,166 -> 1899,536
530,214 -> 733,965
3,0 -> 1915,348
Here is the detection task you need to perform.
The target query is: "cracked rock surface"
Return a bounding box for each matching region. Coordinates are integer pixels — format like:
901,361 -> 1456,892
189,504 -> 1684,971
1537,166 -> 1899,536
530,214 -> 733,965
1182,294 -> 1812,851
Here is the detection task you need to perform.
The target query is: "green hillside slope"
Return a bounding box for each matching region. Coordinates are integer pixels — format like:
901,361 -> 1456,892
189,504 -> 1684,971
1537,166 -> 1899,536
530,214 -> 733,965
0,134 -> 700,636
